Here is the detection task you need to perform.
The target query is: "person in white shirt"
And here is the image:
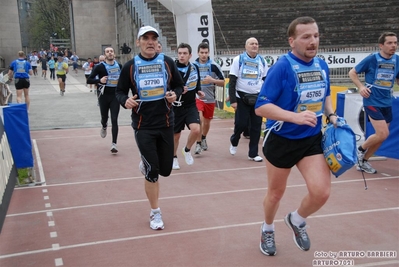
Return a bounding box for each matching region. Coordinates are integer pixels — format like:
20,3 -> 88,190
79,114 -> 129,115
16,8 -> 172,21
228,37 -> 268,162
30,51 -> 39,76
82,58 -> 93,91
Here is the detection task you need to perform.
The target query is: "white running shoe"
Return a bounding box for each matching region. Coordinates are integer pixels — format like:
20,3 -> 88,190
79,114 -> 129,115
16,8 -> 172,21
150,211 -> 164,230
229,144 -> 237,155
172,157 -> 180,170
182,148 -> 194,165
248,156 -> 263,162
110,143 -> 118,153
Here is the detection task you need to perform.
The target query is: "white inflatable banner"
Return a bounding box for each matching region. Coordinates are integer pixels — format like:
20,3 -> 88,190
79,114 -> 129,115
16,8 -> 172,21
159,0 -> 214,61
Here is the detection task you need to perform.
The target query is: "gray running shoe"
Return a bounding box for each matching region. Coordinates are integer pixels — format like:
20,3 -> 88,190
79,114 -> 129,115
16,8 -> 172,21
100,127 -> 107,138
194,143 -> 202,155
201,139 -> 208,151
259,224 -> 276,256
284,213 -> 311,251
357,160 -> 377,174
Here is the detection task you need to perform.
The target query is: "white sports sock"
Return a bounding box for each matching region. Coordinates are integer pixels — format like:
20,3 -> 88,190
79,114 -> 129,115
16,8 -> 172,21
290,210 -> 305,227
262,222 -> 274,232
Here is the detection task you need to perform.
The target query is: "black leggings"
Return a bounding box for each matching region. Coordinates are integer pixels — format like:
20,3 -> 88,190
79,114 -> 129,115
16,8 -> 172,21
49,68 -> 55,79
98,92 -> 120,144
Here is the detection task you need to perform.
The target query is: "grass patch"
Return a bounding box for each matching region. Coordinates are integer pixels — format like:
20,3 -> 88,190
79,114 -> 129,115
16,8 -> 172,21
17,168 -> 32,185
214,108 -> 235,119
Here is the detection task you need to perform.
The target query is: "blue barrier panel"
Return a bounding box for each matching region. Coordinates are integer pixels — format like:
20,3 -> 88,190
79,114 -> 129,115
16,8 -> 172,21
3,103 -> 34,168
337,93 -> 399,160
0,115 -> 17,233
365,96 -> 399,160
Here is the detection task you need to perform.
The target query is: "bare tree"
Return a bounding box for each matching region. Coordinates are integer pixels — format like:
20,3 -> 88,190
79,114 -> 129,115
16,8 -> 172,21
27,0 -> 70,49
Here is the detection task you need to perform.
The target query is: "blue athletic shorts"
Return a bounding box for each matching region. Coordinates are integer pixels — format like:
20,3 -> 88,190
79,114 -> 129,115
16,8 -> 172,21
364,106 -> 392,123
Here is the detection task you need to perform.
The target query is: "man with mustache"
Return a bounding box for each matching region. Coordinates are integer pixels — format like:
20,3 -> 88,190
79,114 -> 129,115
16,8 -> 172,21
255,16 -> 337,256
349,32 -> 399,174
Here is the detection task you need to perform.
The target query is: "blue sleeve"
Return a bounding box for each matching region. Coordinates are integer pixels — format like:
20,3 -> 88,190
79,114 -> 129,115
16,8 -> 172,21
255,57 -> 293,109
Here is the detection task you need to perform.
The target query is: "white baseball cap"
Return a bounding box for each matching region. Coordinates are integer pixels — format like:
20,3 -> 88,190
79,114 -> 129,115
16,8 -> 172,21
137,26 -> 159,39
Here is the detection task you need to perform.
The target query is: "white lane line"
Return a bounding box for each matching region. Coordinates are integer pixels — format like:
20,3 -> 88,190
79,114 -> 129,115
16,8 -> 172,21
54,258 -> 63,266
0,207 -> 397,259
6,176 -> 399,217
50,232 -> 57,238
14,166 -> 267,189
12,167 -> 398,190
32,139 -> 46,185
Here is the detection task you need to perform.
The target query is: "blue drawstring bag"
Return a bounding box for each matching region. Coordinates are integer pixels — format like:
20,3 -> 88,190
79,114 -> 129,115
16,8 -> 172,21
322,117 -> 357,177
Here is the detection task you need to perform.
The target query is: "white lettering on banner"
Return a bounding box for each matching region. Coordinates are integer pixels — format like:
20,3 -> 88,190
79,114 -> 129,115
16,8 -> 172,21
215,52 -> 399,71
0,132 -> 14,205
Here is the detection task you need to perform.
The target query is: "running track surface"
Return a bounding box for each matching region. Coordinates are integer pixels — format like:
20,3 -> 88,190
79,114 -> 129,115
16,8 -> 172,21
0,119 -> 398,267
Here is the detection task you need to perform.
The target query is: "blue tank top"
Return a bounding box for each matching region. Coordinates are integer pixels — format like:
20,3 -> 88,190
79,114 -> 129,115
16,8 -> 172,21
134,54 -> 167,101
14,60 -> 29,79
285,55 -> 327,117
102,61 -> 120,87
177,63 -> 198,91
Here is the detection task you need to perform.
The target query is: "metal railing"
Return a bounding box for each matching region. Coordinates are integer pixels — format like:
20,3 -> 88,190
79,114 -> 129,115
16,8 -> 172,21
127,0 -> 171,54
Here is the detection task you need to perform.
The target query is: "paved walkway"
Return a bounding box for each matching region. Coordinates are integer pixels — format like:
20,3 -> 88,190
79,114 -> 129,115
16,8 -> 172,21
0,68 -> 398,267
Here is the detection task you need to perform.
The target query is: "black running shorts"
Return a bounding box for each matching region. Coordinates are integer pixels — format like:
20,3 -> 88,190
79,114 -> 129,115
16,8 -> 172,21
263,131 -> 323,168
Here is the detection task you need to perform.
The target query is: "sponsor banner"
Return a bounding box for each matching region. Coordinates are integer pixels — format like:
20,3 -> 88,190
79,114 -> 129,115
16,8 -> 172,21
159,0 -> 215,60
214,52 -> 399,71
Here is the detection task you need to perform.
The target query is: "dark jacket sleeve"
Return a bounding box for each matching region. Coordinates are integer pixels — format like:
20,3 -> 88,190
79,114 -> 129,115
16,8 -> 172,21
116,59 -> 134,109
165,56 -> 184,98
87,64 -> 103,84
194,64 -> 202,93
228,74 -> 238,104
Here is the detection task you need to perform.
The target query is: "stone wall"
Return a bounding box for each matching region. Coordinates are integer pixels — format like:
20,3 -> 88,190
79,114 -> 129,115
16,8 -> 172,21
0,1 -> 22,69
131,0 -> 398,54
70,0 -> 117,59
212,0 -> 399,51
